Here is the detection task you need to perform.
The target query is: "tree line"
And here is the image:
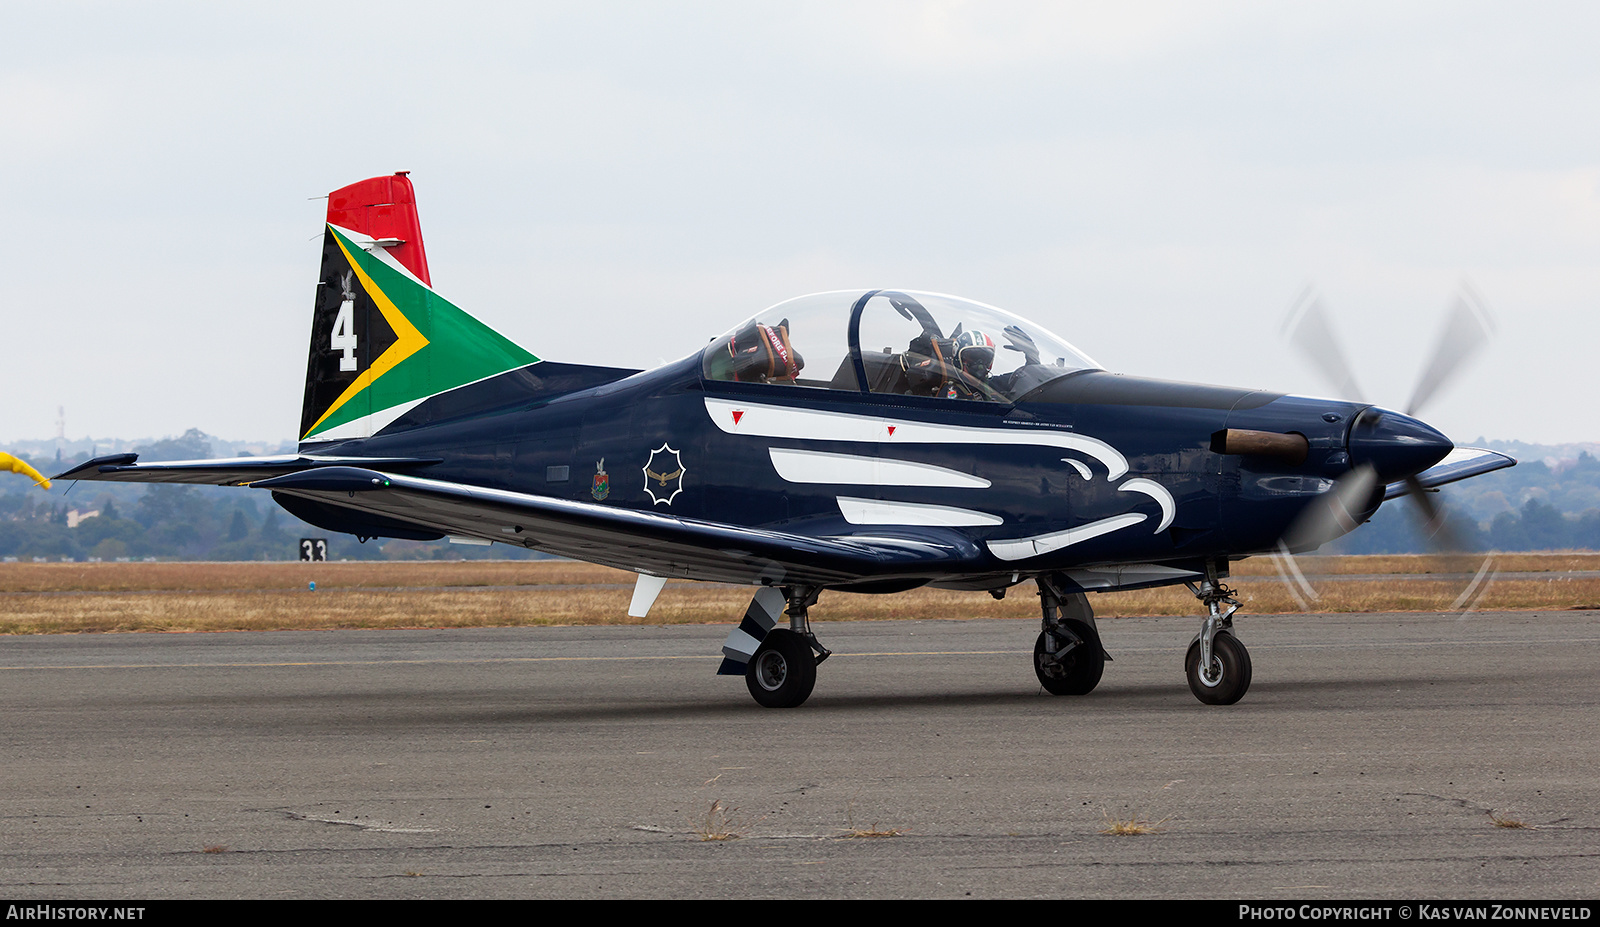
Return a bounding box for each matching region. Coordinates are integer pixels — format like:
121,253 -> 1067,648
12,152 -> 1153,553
3,432 -> 1598,561
0,431 -> 536,562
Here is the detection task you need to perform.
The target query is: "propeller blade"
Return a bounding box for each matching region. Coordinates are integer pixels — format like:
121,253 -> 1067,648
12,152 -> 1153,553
1393,475 -> 1498,613
1282,464 -> 1379,552
1273,540 -> 1320,610
1283,288 -> 1367,403
1401,474 -> 1459,548
1404,285 -> 1494,417
1274,466 -> 1377,615
1450,555 -> 1498,613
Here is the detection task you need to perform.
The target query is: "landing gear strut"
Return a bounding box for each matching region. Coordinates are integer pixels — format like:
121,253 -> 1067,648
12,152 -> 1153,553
1184,577 -> 1252,705
1033,574 -> 1106,695
744,586 -> 830,709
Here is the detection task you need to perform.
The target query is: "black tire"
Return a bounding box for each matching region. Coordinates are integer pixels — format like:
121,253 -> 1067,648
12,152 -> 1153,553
1034,619 -> 1105,695
745,629 -> 817,708
1185,631 -> 1253,705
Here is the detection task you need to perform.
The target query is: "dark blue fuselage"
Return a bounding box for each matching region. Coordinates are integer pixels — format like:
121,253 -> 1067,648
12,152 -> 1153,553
287,353 -> 1403,592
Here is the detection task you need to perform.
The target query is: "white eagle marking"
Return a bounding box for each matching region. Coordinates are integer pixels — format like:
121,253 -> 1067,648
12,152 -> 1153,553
703,398 -> 1177,556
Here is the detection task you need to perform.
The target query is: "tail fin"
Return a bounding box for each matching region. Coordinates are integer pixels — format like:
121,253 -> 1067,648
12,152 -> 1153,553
300,173 -> 539,444
325,173 -> 433,286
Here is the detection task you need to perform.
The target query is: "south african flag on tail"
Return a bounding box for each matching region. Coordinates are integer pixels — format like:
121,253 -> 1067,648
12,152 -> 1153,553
300,173 -> 539,444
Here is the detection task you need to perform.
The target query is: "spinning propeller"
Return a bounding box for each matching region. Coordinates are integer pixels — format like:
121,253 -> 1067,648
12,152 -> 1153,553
1275,285 -> 1497,612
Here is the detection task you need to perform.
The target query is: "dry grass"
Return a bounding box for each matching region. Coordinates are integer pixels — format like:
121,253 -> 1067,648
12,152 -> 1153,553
0,559 -> 637,594
838,832 -> 902,845
691,800 -> 742,841
1092,575 -> 1600,617
0,556 -> 1597,635
201,845 -> 228,853
1231,552 -> 1600,577
843,824 -> 904,838
1099,811 -> 1172,835
1489,811 -> 1531,829
842,803 -> 905,838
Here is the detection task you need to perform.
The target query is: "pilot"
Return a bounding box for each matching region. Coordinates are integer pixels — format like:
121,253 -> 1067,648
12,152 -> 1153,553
899,328 -> 997,399
945,329 -> 996,399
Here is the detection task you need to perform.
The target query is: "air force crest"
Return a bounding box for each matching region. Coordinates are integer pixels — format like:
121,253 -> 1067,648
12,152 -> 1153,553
643,444 -> 685,506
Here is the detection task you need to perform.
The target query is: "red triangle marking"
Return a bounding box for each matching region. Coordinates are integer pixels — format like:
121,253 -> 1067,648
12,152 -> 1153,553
731,410 -> 745,425
887,425 -> 896,436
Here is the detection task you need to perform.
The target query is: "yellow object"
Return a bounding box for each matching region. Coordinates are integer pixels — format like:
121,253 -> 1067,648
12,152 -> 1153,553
0,452 -> 51,490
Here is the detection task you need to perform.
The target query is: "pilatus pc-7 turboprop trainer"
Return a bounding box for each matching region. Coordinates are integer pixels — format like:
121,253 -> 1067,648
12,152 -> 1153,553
61,173 -> 1516,708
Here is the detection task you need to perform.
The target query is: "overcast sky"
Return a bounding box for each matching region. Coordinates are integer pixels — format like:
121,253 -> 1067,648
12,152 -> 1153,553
3,2 -> 1596,448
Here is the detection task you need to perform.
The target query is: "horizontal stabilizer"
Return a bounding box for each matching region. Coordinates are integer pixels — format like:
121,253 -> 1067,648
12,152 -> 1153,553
255,467 -> 982,586
54,453 -> 441,486
1381,446 -> 1516,500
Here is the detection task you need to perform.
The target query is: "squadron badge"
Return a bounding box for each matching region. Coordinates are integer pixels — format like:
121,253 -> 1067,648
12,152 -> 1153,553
591,458 -> 610,501
643,444 -> 685,506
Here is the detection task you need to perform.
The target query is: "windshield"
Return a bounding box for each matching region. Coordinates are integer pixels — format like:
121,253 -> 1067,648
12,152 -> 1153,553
701,289 -> 1099,402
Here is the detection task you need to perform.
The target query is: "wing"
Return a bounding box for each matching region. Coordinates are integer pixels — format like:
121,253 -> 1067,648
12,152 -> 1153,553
255,467 -> 983,586
54,453 -> 442,486
1381,446 -> 1516,500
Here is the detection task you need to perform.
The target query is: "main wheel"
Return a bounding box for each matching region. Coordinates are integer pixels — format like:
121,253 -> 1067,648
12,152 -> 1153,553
1185,631 -> 1253,705
1034,619 -> 1105,695
745,629 -> 818,708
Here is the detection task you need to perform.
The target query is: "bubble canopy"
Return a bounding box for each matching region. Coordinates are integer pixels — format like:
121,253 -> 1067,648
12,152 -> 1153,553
701,290 -> 1100,403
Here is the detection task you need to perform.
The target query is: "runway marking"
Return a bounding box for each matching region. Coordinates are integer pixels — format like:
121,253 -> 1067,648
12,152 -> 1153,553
0,583 -> 671,598
6,572 -> 1591,598
825,650 -> 1021,657
0,655 -> 723,670
4,639 -> 1598,672
1191,636 -> 1600,651
0,650 -> 1024,671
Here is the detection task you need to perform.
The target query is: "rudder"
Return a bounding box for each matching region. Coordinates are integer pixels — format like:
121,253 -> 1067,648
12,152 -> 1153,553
325,173 -> 432,285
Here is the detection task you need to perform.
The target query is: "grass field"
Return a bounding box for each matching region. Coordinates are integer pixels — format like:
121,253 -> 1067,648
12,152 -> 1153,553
1,554 -> 1597,635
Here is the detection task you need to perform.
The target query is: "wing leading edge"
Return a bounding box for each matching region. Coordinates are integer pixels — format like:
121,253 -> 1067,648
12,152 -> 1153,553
54,453 -> 443,486
1381,446 -> 1516,501
255,467 -> 983,586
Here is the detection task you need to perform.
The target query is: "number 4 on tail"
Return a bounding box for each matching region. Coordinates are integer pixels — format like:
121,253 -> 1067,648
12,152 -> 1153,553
331,299 -> 358,371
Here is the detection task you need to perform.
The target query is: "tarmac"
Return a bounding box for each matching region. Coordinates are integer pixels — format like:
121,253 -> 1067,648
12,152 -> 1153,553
1,610 -> 1596,899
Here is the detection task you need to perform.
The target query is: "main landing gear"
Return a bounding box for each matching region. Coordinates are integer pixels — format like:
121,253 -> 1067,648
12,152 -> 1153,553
744,586 -> 831,709
1033,574 -> 1107,696
725,574 -> 1254,708
1183,578 -> 1252,705
1029,570 -> 1254,705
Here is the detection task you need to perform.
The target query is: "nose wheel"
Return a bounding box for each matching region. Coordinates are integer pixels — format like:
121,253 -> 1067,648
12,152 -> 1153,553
1185,630 -> 1252,704
1184,577 -> 1253,705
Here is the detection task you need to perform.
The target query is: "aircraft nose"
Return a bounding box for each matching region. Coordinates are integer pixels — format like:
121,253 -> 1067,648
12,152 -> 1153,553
1346,407 -> 1453,483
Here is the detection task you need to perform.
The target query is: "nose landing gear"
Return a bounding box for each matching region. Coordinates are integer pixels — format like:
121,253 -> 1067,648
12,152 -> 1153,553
1184,578 -> 1252,705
